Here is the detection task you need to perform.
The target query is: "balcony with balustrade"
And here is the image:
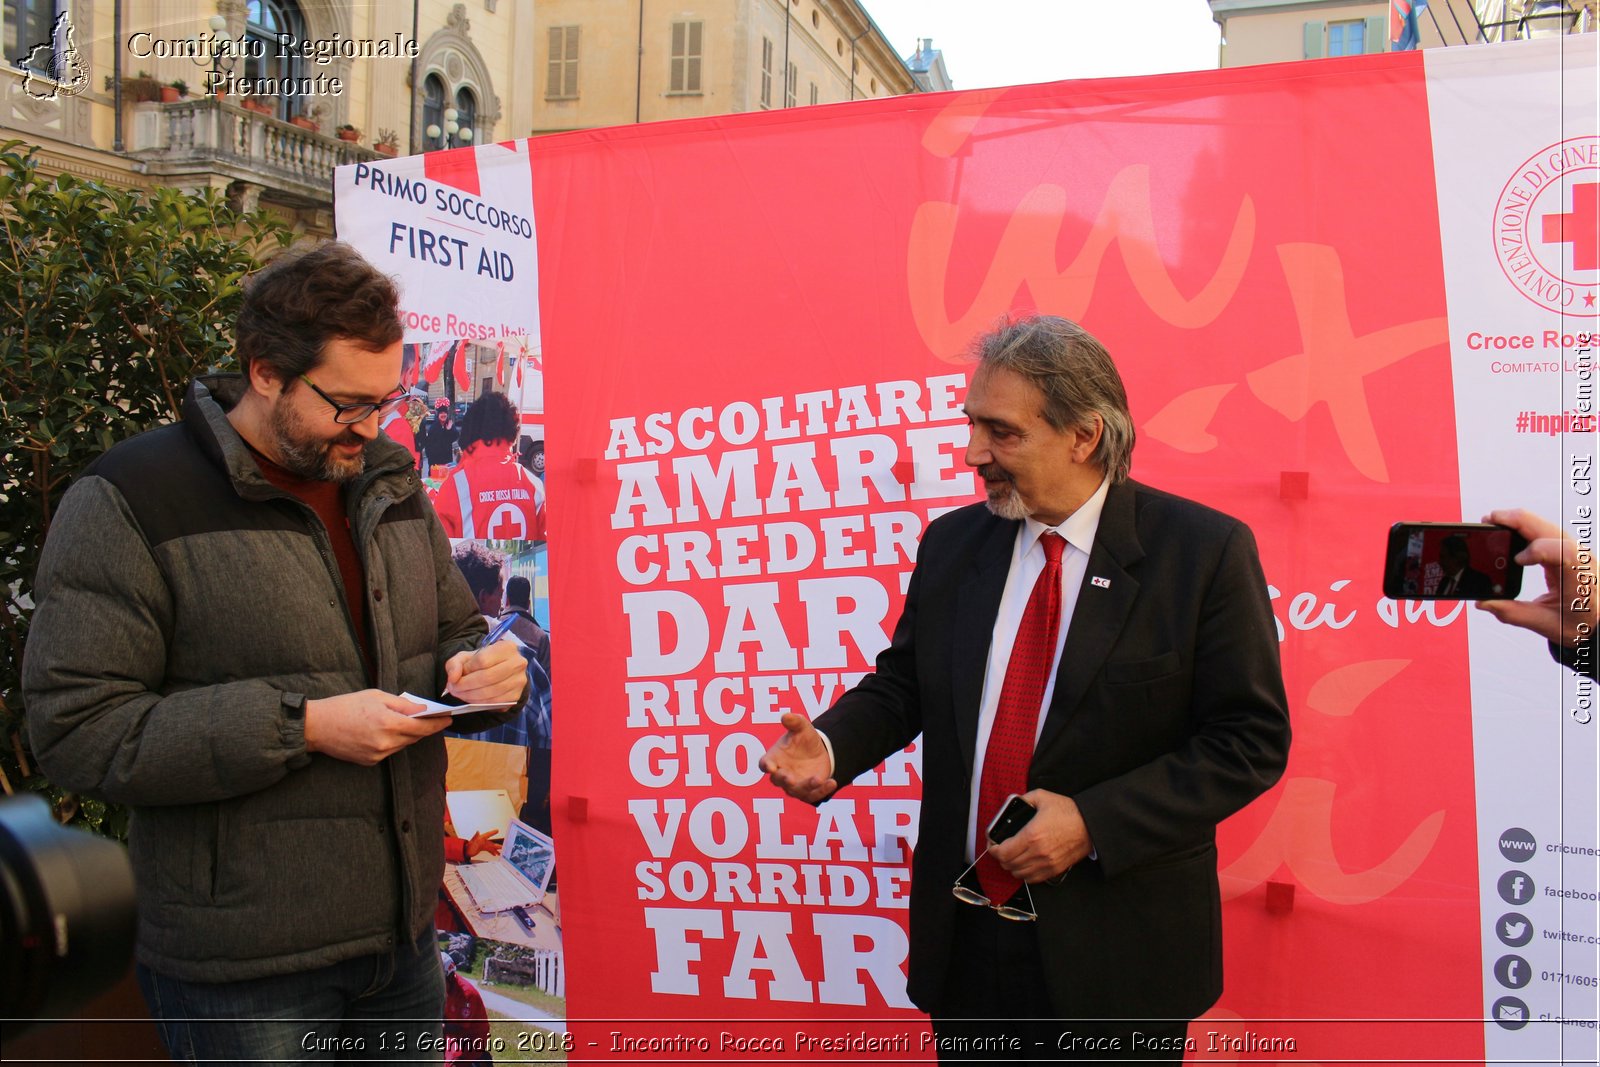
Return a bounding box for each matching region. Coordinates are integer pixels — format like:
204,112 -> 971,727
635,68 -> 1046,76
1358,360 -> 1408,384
127,96 -> 381,209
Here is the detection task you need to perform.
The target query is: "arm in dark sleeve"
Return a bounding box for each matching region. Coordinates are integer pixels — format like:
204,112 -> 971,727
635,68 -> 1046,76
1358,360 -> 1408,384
811,536 -> 934,790
1551,635 -> 1598,680
23,477 -> 310,805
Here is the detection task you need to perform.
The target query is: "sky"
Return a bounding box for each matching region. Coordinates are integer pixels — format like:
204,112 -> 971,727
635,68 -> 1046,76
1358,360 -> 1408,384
864,0 -> 1223,89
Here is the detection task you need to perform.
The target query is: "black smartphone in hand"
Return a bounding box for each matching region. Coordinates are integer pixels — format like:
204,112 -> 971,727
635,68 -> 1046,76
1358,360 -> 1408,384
1383,522 -> 1528,600
986,794 -> 1036,844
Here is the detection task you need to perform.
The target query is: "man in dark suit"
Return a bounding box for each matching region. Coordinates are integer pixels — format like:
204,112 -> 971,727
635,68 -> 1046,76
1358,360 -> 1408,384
762,315 -> 1291,1061
1436,535 -> 1495,598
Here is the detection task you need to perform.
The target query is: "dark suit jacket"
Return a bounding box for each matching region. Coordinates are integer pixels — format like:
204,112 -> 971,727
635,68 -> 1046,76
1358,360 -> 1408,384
1442,566 -> 1494,598
814,479 -> 1291,1020
1552,636 -> 1598,680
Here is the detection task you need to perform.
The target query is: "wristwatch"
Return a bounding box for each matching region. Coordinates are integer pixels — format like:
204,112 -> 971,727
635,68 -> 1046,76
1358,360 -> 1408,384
280,691 -> 307,720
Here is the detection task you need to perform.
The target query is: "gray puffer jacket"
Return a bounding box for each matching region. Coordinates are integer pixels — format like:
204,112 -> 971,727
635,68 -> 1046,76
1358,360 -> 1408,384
23,375 -> 494,982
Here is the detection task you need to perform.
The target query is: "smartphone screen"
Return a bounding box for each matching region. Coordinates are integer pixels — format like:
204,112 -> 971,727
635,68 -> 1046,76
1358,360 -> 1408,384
1383,522 -> 1528,600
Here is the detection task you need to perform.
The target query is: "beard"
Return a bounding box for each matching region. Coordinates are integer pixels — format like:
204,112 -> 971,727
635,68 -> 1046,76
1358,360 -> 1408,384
269,396 -> 367,483
978,463 -> 1029,521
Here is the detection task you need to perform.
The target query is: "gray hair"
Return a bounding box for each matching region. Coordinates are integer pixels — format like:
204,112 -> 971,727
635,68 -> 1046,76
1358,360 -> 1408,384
971,315 -> 1135,482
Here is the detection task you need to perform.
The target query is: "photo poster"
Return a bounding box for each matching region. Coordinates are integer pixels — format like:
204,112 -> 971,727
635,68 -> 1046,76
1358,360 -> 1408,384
336,143 -> 564,1050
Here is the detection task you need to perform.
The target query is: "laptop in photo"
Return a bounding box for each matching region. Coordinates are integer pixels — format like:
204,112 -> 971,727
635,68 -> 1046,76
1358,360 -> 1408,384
454,817 -> 556,914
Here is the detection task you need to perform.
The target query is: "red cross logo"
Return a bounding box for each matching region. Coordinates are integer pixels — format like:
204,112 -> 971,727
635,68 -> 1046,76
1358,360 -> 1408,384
486,503 -> 528,541
1541,181 -> 1598,272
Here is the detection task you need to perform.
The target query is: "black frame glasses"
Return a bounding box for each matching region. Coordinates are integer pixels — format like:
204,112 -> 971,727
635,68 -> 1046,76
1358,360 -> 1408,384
299,375 -> 408,425
952,849 -> 1037,922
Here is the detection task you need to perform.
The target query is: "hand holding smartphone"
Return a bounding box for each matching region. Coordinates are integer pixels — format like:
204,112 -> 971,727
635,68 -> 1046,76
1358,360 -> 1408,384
1383,522 -> 1528,600
986,794 -> 1036,844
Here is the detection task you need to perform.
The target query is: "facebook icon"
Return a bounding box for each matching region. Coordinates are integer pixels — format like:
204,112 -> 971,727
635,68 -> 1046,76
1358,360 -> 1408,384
1498,870 -> 1536,905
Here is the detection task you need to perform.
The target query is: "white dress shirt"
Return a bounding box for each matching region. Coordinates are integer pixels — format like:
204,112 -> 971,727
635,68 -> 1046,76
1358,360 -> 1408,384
964,476 -> 1110,861
814,478 -> 1110,863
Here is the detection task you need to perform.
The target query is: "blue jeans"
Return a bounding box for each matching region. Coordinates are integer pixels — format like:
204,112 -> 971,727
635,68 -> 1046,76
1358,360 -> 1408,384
136,930 -> 445,1065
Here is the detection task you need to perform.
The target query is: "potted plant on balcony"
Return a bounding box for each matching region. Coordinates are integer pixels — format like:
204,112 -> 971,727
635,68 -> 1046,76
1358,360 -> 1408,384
240,95 -> 274,115
123,70 -> 161,102
336,123 -> 362,142
373,129 -> 400,157
289,110 -> 318,132
160,78 -> 188,102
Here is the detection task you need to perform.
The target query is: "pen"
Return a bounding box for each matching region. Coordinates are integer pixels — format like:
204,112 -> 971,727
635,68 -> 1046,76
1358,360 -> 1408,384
479,613 -> 518,649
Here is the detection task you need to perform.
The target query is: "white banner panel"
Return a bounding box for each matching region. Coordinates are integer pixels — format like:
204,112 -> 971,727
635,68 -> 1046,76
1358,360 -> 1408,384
1428,33 -> 1599,1066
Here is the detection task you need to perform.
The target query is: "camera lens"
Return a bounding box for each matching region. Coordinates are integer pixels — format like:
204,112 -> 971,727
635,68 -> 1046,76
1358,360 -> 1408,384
0,795 -> 136,1039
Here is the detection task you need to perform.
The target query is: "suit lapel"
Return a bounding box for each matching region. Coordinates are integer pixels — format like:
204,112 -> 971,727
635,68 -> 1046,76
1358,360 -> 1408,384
952,514 -> 1018,777
1036,481 -> 1145,756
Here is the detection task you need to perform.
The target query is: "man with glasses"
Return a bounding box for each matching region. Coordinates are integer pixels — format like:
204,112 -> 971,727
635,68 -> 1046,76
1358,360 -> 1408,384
24,241 -> 528,1064
762,316 -> 1290,1060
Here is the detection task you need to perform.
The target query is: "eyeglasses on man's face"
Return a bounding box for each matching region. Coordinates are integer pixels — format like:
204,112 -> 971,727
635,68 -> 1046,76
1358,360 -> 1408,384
299,375 -> 408,425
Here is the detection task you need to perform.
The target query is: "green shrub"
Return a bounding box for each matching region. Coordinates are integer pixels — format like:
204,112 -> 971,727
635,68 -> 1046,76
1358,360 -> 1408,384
0,140 -> 293,835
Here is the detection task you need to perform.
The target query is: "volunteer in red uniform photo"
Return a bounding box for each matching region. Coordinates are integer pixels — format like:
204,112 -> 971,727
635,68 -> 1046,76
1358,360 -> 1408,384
430,391 -> 547,542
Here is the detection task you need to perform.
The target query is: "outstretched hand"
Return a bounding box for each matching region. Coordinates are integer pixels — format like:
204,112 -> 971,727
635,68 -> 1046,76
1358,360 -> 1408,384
759,712 -> 838,804
465,829 -> 502,859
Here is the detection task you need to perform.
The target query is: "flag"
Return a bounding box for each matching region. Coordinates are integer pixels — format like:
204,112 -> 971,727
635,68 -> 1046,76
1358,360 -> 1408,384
452,339 -> 471,390
1393,0 -> 1428,50
420,339 -> 455,384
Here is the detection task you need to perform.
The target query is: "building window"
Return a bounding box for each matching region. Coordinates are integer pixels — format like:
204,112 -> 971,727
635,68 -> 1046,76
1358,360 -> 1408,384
453,86 -> 477,147
785,62 -> 797,107
760,36 -> 772,109
670,20 -> 702,93
244,0 -> 306,120
809,81 -> 818,106
4,0 -> 58,74
1327,20 -> 1367,56
811,10 -> 819,28
546,25 -> 579,99
423,74 -> 446,149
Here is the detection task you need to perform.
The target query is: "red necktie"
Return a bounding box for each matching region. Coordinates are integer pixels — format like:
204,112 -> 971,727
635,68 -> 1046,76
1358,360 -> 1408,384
975,532 -> 1066,905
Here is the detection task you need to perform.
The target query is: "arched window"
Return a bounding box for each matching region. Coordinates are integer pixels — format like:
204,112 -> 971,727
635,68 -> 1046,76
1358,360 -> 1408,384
414,17 -> 501,151
422,74 -> 446,150
452,87 -> 477,147
243,0 -> 305,121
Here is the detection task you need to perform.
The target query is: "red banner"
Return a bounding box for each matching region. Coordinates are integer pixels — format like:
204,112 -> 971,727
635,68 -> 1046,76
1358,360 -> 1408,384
532,50 -> 1489,1061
